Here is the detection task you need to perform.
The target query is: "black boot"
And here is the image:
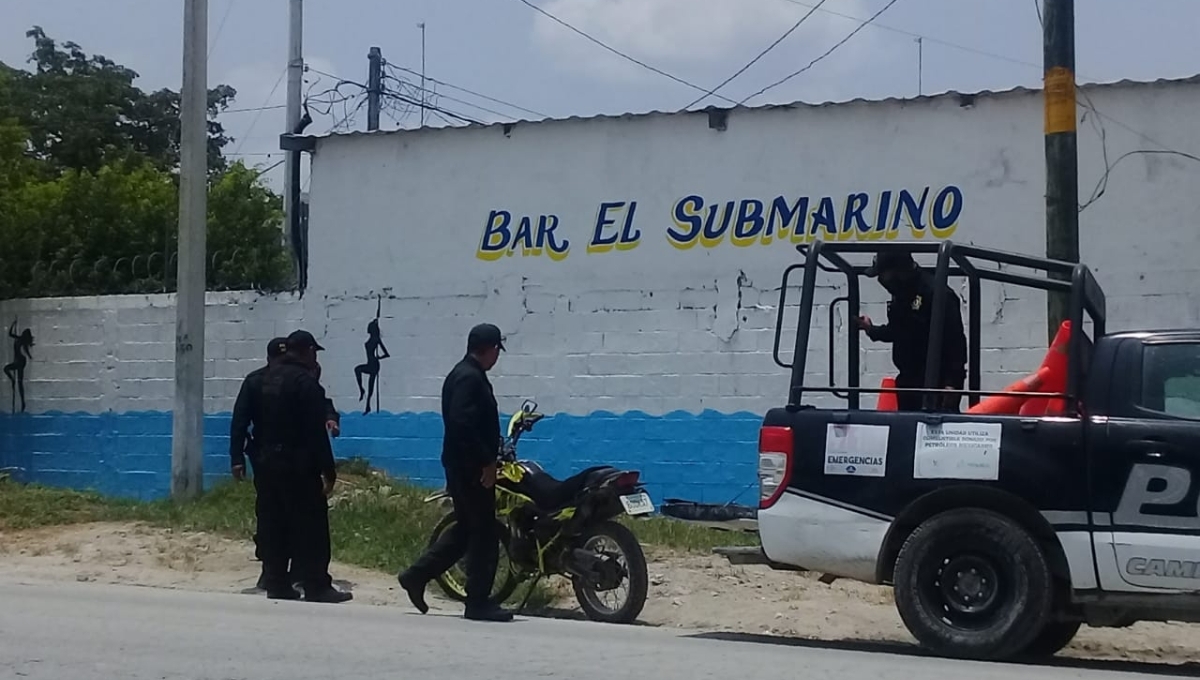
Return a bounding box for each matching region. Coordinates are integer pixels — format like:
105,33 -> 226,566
397,570 -> 429,614
304,586 -> 353,604
464,603 -> 513,622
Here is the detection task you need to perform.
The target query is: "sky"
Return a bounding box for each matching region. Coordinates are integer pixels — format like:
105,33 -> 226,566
1,0 -> 1197,192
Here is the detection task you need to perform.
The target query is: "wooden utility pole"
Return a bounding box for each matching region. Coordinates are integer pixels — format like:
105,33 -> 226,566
172,0 -> 208,500
1043,0 -> 1079,341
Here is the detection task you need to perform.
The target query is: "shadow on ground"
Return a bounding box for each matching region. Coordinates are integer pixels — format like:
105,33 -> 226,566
685,631 -> 1200,678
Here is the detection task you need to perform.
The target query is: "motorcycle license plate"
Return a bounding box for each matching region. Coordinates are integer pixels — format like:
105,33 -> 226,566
620,492 -> 654,516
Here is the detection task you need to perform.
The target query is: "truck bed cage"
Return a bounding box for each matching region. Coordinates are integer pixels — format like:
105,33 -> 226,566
774,240 -> 1107,411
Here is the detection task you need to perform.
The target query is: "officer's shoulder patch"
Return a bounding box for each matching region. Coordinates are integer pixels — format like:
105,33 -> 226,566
911,295 -> 923,311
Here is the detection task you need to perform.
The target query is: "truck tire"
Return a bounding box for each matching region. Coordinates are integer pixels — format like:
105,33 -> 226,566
893,508 -> 1053,661
1021,620 -> 1082,658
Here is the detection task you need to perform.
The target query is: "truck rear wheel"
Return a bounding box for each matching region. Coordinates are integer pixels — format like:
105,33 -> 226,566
893,508 -> 1053,661
1021,619 -> 1082,658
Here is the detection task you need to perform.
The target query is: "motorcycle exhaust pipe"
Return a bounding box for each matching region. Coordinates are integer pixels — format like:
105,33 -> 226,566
565,548 -> 603,580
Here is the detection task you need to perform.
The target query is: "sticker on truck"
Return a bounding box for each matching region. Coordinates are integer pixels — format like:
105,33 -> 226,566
824,423 -> 889,477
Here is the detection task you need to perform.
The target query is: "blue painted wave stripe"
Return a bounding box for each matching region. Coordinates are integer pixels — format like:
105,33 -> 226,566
0,411 -> 763,504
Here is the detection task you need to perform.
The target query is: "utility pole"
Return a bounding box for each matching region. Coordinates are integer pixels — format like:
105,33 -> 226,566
418,22 -> 427,127
367,46 -> 382,131
915,37 -> 923,96
172,0 -> 208,500
1043,0 -> 1079,341
284,0 -> 303,266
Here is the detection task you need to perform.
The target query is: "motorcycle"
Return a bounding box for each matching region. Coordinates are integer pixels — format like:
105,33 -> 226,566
423,399 -> 653,624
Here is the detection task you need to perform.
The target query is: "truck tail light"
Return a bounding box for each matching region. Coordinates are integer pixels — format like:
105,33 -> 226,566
758,425 -> 794,509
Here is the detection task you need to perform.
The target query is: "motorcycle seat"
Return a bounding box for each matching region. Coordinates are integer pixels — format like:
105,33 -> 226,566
516,462 -> 619,510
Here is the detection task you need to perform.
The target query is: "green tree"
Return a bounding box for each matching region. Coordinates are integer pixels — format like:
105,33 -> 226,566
0,30 -> 296,299
1,26 -> 237,175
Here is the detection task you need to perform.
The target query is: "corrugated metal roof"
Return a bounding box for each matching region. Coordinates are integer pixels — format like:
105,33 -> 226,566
298,73 -> 1200,143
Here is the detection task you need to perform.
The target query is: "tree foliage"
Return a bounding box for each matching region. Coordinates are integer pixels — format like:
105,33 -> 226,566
0,28 -> 295,299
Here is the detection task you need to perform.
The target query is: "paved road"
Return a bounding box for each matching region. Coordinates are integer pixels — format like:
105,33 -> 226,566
0,579 -> 1177,680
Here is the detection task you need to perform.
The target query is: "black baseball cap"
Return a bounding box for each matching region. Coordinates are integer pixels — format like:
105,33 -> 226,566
864,250 -> 915,278
467,323 -> 506,352
266,337 -> 287,358
285,329 -> 325,352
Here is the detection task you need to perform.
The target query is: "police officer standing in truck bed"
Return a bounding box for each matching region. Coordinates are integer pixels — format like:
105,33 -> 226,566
857,251 -> 967,412
235,330 -> 351,603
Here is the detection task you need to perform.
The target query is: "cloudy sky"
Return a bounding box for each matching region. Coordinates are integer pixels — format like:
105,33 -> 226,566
2,0 -> 1196,191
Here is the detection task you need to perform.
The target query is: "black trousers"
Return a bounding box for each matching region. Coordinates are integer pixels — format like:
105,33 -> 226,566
254,466 -> 333,593
406,465 -> 498,608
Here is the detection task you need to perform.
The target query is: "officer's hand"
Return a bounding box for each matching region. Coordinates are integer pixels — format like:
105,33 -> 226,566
322,475 -> 335,497
326,420 -> 340,438
481,462 -> 498,489
855,315 -> 872,331
232,465 -> 246,482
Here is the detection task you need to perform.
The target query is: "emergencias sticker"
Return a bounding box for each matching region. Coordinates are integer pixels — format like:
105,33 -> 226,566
824,423 -> 890,477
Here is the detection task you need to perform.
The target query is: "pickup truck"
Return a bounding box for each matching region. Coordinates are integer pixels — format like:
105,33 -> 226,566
735,240 -> 1200,661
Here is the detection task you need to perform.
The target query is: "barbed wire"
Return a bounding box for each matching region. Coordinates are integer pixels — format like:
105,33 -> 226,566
0,248 -> 296,300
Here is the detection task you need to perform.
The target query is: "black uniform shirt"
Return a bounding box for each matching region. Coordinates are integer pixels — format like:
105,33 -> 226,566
231,357 -> 336,482
866,270 -> 968,386
440,355 -> 501,472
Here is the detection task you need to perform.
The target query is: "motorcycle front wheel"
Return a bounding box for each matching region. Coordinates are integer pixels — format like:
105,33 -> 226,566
428,512 -> 521,606
571,520 -> 649,624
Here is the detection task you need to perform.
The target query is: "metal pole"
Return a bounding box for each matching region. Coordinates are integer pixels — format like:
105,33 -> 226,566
284,0 -> 303,266
419,22 -> 427,127
1043,0 -> 1079,342
916,37 -> 923,96
172,0 -> 208,500
367,46 -> 382,131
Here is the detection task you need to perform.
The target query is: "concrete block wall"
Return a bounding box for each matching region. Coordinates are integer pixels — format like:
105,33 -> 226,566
4,77 -> 1200,505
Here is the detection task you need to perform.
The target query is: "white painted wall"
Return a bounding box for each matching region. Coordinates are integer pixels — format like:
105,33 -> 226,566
4,78 -> 1199,419
0,292 -> 302,414
303,78 -> 1200,416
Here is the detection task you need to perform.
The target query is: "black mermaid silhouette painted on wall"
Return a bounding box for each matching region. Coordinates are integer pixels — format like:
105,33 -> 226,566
4,318 -> 34,413
354,297 -> 390,415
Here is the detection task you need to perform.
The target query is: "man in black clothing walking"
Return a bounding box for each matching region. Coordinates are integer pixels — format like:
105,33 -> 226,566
857,251 -> 968,412
234,330 -> 351,603
397,323 -> 511,622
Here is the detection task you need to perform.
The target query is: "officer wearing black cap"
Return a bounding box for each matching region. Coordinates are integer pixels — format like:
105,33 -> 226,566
240,329 -> 352,603
230,337 -> 288,591
857,250 -> 967,412
398,322 -> 512,622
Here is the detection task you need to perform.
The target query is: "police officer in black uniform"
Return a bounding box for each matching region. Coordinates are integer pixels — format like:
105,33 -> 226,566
238,330 -> 351,603
230,337 -> 287,591
857,251 -> 968,412
397,323 -> 512,622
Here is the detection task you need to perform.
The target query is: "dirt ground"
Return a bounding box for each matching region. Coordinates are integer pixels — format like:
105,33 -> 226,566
2,522 -> 1199,667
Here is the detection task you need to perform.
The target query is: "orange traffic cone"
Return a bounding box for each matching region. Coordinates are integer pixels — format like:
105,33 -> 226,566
1019,397 -> 1050,416
1040,320 -> 1071,395
967,366 -> 1052,415
877,376 -> 898,411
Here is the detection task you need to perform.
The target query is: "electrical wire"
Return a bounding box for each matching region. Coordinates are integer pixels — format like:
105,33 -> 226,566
208,0 -> 236,61
776,0 -> 1068,79
383,68 -> 512,121
739,0 -> 903,105
683,0 -> 830,110
231,67 -> 287,157
307,67 -> 486,127
512,0 -> 738,106
386,64 -> 550,119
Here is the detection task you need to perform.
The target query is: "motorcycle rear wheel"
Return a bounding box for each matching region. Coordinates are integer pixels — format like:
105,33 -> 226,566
428,512 -> 521,606
572,520 -> 649,624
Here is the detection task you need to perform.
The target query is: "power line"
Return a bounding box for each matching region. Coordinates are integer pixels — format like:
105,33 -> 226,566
386,63 -> 550,118
231,67 -> 287,157
207,0 -> 236,61
383,68 -> 512,121
684,0 -> 830,110
776,0 -> 1061,77
221,104 -> 287,114
307,67 -> 486,127
512,0 -> 738,106
739,0 -> 902,105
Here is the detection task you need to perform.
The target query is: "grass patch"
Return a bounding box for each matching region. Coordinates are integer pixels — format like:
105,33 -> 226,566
0,462 -> 759,607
